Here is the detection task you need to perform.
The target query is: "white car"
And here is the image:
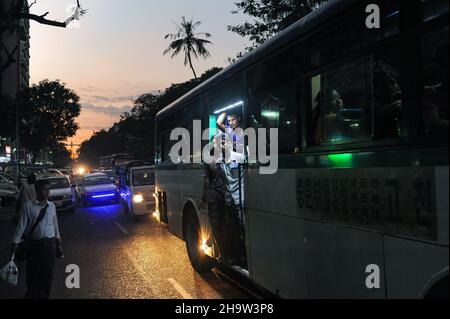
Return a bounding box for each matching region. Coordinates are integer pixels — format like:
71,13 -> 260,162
0,180 -> 18,208
77,173 -> 120,207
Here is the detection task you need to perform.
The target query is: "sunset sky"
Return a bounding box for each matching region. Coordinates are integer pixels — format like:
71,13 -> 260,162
29,0 -> 249,154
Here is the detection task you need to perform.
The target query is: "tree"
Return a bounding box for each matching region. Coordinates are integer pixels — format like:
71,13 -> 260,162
163,17 -> 212,79
19,79 -> 81,163
77,67 -> 223,165
228,0 -> 328,58
0,94 -> 15,137
0,0 -> 86,76
50,142 -> 73,168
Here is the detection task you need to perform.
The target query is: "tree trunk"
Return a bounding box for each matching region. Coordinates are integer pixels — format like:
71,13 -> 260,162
187,52 -> 198,80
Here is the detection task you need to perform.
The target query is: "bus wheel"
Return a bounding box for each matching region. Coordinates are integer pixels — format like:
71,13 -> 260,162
185,213 -> 214,273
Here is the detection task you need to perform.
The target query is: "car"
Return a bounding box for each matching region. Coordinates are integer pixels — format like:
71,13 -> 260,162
44,168 -> 65,176
99,170 -> 115,182
0,172 -> 15,184
0,179 -> 18,208
77,173 -> 120,207
38,175 -> 75,214
116,161 -> 155,217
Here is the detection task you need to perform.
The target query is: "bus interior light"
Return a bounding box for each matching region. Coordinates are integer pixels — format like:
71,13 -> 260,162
213,101 -> 244,114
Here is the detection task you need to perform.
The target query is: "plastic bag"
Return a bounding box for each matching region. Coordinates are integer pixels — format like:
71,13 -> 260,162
0,255 -> 19,286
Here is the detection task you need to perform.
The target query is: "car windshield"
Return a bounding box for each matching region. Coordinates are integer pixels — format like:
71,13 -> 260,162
102,171 -> 114,178
46,178 -> 70,189
0,174 -> 14,182
132,169 -> 155,186
83,176 -> 113,186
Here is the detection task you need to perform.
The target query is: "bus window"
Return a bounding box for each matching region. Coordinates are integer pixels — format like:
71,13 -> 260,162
132,169 -> 155,186
421,27 -> 449,141
246,48 -> 299,154
207,74 -> 244,151
307,1 -> 400,69
372,46 -> 403,139
421,0 -> 449,22
160,131 -> 172,163
311,57 -> 373,145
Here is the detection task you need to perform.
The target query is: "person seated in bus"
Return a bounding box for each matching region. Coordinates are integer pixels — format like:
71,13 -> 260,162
312,89 -> 344,144
423,42 -> 449,141
216,112 -> 244,155
373,60 -> 402,139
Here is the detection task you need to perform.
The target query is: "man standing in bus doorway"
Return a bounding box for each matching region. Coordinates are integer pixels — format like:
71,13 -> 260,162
216,113 -> 248,267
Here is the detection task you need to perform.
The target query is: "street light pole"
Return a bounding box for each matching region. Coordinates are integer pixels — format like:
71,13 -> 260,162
15,93 -> 20,186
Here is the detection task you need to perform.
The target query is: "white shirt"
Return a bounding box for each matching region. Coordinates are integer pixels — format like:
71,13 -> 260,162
12,200 -> 61,244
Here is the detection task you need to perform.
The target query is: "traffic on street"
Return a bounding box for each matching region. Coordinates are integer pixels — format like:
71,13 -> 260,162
0,200 -> 253,299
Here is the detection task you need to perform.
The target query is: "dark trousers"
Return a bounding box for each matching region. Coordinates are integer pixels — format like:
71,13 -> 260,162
25,238 -> 56,299
208,203 -> 242,263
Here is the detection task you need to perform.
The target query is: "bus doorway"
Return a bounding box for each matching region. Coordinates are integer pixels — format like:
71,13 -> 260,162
207,107 -> 248,272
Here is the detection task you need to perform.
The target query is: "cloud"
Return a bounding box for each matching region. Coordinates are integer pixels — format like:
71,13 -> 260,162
83,95 -> 137,103
81,103 -> 132,115
80,86 -> 103,92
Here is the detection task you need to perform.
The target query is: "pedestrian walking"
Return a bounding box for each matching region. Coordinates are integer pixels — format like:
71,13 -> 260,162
11,179 -> 63,299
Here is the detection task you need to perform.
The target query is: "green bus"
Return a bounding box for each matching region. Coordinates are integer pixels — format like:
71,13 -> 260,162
155,0 -> 448,298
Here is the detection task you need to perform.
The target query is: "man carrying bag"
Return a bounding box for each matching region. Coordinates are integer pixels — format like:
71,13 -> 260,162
10,179 -> 63,299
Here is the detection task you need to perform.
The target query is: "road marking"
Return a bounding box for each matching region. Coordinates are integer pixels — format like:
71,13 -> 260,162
115,222 -> 128,235
167,278 -> 194,299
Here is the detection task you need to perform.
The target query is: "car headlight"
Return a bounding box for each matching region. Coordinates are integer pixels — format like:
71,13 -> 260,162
133,194 -> 144,204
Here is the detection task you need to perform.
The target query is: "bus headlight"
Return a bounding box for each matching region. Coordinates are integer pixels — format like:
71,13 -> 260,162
133,194 -> 144,204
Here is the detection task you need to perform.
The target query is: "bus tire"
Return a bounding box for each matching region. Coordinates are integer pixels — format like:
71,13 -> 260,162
424,276 -> 449,299
184,212 -> 214,273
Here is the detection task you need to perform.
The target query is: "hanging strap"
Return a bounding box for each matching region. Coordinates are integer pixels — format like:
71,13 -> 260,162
23,204 -> 49,240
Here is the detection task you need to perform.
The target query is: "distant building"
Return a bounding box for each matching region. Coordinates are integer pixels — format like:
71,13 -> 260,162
0,0 -> 30,98
0,0 -> 30,163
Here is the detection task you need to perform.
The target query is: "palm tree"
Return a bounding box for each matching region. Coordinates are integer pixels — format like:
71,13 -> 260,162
164,17 -> 212,79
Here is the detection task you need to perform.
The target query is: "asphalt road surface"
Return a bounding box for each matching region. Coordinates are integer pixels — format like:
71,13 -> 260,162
0,204 -> 251,299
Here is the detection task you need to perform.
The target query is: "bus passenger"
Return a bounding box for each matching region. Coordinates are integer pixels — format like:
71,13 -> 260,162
423,43 -> 449,140
216,112 -> 244,155
373,60 -> 402,138
202,160 -> 229,263
312,89 -> 344,144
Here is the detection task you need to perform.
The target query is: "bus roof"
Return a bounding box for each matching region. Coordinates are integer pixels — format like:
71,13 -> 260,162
156,0 -> 358,119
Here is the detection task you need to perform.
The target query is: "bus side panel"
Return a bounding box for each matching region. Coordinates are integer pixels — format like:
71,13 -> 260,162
156,167 -> 205,240
246,168 -> 386,298
384,166 -> 449,298
156,168 -> 184,239
305,222 -> 386,298
384,237 -> 449,298
246,208 -> 308,298
436,166 -> 449,246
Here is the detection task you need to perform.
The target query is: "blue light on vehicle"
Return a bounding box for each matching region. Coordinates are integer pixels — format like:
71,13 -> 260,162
91,193 -> 116,199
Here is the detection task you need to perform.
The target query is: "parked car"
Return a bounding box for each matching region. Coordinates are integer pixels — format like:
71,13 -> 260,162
0,172 -> 15,184
99,170 -> 115,183
76,173 -> 120,207
38,175 -> 75,214
0,179 -> 18,208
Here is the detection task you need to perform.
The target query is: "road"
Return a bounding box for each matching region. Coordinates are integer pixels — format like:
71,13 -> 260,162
0,204 -> 251,299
